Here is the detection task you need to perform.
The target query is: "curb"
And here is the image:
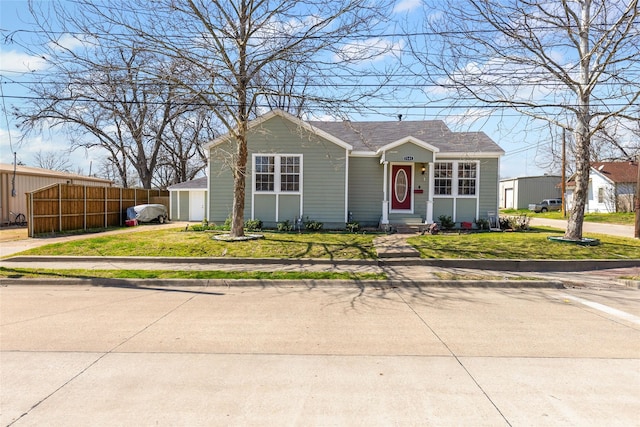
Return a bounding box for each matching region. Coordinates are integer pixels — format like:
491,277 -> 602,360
0,277 -> 565,289
3,256 -> 639,272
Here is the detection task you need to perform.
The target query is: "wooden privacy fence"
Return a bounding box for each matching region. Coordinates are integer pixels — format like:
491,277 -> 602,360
26,184 -> 169,237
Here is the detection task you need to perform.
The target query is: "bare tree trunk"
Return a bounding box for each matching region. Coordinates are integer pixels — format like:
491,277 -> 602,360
565,1 -> 592,241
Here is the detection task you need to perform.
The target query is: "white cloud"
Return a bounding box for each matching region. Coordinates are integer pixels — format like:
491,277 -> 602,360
334,38 -> 404,63
393,0 -> 423,14
48,33 -> 97,52
0,50 -> 48,73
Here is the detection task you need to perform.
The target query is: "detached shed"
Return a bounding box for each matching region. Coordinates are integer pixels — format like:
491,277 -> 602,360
168,177 -> 208,221
0,163 -> 113,226
499,175 -> 561,209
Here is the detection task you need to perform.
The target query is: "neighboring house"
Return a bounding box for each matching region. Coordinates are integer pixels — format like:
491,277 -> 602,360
168,176 -> 208,221
499,175 -> 561,209
566,161 -> 638,213
0,163 -> 113,226
202,109 -> 504,229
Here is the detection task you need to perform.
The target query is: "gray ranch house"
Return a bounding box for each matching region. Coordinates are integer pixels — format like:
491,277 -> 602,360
203,109 -> 504,230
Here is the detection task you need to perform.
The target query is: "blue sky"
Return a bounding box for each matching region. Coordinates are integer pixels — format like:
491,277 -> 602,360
0,0 -> 555,179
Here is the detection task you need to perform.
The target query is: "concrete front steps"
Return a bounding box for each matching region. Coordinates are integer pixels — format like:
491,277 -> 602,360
387,214 -> 427,234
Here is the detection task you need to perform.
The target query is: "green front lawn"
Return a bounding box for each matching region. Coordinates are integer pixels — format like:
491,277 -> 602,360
13,226 -> 640,260
407,227 -> 640,259
18,228 -> 378,259
501,209 -> 635,225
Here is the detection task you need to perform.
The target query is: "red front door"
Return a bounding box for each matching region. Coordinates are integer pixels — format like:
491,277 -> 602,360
391,165 -> 412,210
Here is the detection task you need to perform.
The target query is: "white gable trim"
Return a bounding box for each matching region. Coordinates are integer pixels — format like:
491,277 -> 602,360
589,167 -> 617,186
437,151 -> 504,158
204,109 -> 353,151
375,137 -> 440,155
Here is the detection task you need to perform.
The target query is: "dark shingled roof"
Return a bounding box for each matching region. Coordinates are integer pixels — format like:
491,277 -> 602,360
308,120 -> 503,154
591,161 -> 638,183
168,176 -> 208,190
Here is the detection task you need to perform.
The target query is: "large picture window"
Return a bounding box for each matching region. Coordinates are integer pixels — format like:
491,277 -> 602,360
434,161 -> 478,196
254,154 -> 301,193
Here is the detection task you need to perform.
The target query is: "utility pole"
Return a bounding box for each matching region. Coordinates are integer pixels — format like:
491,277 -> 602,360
635,153 -> 639,238
561,129 -> 566,218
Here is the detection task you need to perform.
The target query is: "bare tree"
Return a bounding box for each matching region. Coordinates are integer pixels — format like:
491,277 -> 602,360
61,0 -> 395,237
33,150 -> 73,172
13,4 -> 217,189
409,0 -> 640,239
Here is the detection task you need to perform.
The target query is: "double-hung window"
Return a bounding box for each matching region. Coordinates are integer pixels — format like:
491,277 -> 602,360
458,162 -> 477,195
280,156 -> 300,192
254,154 -> 301,193
434,161 -> 478,196
255,156 -> 275,191
434,162 -> 453,195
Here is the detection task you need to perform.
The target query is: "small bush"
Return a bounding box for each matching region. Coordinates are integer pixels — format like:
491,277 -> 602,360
475,218 -> 490,230
346,221 -> 360,233
277,220 -> 293,232
499,215 -> 530,231
438,215 -> 455,230
304,217 -> 323,231
244,218 -> 263,232
223,216 -> 232,231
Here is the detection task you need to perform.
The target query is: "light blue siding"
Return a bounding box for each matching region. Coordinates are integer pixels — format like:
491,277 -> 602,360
210,115 -> 347,228
456,198 -> 477,223
478,158 -> 499,219
348,157 -> 383,226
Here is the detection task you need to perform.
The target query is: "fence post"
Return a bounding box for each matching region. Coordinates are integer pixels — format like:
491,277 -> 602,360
28,192 -> 33,237
84,185 -> 87,231
58,183 -> 62,232
104,187 -> 108,228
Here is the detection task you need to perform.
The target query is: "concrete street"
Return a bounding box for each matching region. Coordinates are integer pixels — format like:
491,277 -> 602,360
2,284 -> 639,426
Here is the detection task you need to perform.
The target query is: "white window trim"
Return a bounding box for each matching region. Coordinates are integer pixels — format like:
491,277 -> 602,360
433,160 -> 480,222
389,162 -> 415,213
253,154 -> 302,195
251,153 -> 303,221
433,160 -> 480,198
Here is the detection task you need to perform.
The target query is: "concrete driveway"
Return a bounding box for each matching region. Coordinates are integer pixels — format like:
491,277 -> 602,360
529,217 -> 635,238
2,284 -> 638,426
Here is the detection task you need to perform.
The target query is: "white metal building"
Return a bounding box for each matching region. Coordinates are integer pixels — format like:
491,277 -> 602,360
499,175 -> 562,209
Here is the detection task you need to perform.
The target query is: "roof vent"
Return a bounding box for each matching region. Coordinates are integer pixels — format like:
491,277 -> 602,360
598,165 -> 605,171
397,114 -> 402,122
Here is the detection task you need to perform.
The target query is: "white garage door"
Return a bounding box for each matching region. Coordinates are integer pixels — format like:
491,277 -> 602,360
504,188 -> 514,209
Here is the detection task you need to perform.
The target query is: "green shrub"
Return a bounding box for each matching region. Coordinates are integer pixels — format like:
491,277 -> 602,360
499,215 -> 530,231
304,217 -> 323,231
475,218 -> 490,230
222,216 -> 232,231
277,220 -> 293,232
346,221 -> 360,233
438,215 -> 455,230
244,219 -> 263,232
